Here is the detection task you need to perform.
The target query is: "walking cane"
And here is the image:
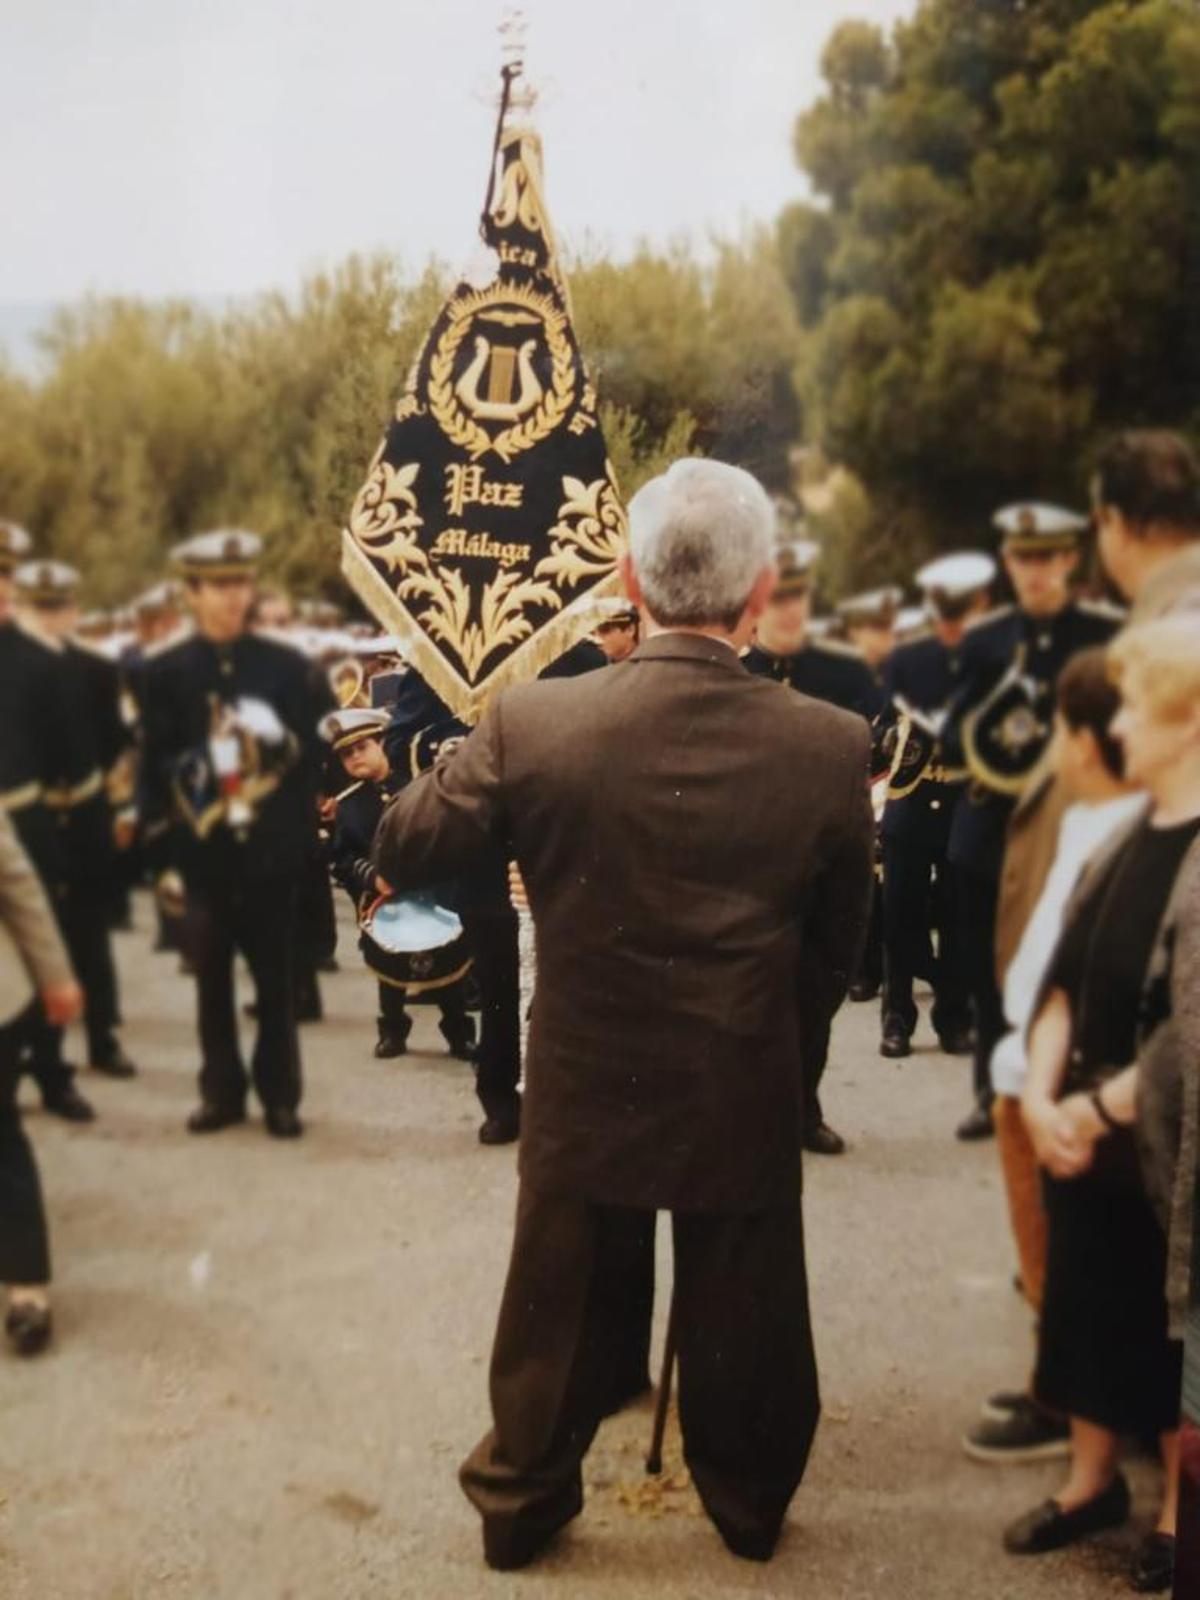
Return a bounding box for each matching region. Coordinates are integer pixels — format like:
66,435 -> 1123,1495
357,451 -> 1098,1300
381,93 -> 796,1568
645,1289 -> 679,1475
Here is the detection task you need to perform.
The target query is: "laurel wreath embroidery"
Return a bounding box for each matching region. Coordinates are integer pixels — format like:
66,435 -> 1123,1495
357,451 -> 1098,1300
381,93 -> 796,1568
427,282 -> 576,464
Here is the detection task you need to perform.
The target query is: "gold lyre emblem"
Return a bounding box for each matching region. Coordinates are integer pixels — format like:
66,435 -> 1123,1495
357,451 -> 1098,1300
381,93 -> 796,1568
455,312 -> 544,423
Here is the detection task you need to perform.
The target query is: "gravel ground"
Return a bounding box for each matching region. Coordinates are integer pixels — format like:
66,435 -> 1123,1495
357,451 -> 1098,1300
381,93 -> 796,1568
0,895 -> 1164,1599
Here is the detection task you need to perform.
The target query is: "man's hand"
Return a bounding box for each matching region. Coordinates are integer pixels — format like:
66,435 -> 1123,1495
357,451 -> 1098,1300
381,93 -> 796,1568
41,980 -> 84,1027
508,862 -> 529,911
374,875 -> 393,897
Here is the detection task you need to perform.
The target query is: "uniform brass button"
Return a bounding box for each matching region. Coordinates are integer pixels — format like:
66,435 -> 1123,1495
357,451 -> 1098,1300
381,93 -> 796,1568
930,800 -> 941,811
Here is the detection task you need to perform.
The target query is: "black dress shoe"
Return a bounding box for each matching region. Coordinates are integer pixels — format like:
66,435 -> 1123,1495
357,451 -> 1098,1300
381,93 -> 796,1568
1130,1532 -> 1175,1593
478,1112 -> 520,1146
264,1107 -> 303,1139
937,1027 -> 975,1057
42,1086 -> 96,1123
880,1026 -> 911,1059
440,1018 -> 477,1061
374,1032 -> 409,1059
5,1302 -> 53,1357
92,1045 -> 137,1078
803,1121 -> 846,1156
1003,1474 -> 1130,1554
186,1102 -> 246,1135
956,1102 -> 995,1141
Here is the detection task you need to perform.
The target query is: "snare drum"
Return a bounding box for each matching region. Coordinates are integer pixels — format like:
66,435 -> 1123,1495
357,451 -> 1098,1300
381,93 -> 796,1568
359,893 -> 472,998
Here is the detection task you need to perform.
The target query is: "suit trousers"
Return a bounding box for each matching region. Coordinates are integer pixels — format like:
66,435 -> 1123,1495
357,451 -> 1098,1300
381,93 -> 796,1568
0,1006 -> 52,1284
460,1184 -> 819,1563
459,904 -> 521,1120
881,836 -> 970,1038
184,878 -> 302,1114
955,866 -> 1004,1104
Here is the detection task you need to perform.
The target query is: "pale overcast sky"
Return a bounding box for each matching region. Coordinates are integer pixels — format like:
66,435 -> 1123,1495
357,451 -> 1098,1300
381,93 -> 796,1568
3,0 -> 915,304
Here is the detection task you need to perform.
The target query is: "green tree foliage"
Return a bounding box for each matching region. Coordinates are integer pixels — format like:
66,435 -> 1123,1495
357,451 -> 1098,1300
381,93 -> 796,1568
781,0 -> 1200,582
0,237 -> 798,607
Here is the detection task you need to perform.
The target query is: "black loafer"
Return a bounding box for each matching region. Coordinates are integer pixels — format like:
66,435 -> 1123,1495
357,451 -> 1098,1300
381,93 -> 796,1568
1003,1475 -> 1130,1554
264,1107 -> 303,1140
956,1102 -> 995,1141
5,1302 -> 53,1357
880,1027 -> 911,1059
186,1102 -> 246,1135
1130,1532 -> 1175,1593
42,1086 -> 96,1123
440,1021 -> 477,1061
803,1121 -> 847,1156
481,1481 -> 582,1571
479,1113 -> 520,1146
93,1045 -> 137,1078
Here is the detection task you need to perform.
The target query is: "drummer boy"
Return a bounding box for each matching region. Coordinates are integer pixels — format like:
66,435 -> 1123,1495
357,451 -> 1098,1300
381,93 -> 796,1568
320,708 -> 476,1061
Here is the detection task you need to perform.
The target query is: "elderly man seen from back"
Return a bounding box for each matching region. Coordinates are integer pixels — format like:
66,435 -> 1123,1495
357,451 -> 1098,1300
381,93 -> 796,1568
374,460 -> 875,1571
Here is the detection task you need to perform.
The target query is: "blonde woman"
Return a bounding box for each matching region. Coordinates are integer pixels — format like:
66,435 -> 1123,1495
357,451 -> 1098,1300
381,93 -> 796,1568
1009,616 -> 1200,1594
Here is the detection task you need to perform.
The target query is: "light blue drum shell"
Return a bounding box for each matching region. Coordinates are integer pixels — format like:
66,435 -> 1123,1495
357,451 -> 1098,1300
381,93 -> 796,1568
365,896 -> 463,955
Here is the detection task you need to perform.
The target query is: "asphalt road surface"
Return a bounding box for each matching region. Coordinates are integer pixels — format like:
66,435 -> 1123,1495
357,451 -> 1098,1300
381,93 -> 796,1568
0,896 -> 1165,1599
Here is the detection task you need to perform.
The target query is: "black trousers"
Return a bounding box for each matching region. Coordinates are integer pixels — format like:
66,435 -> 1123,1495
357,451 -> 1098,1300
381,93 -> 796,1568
955,866 -> 1004,1103
184,878 -> 301,1113
460,904 -> 521,1120
881,835 -> 971,1039
460,1185 -> 818,1562
59,885 -> 121,1064
379,980 -> 471,1036
0,1006 -> 52,1284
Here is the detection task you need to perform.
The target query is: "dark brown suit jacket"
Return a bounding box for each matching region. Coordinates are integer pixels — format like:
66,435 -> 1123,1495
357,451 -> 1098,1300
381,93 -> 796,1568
374,632 -> 874,1213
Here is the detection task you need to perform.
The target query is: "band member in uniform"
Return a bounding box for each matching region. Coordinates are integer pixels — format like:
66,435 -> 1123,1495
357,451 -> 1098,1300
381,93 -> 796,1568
321,707 -> 475,1061
876,553 -> 994,1059
942,504 -> 1122,1141
139,530 -> 333,1139
14,561 -> 136,1079
837,587 -> 903,1004
0,534 -> 95,1123
743,540 -> 880,1156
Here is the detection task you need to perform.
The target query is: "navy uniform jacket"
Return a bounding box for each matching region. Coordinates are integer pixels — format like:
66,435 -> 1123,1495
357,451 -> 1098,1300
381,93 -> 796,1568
139,631 -> 333,885
0,622 -> 88,893
54,640 -> 133,889
330,778 -> 395,906
538,636 -> 608,679
742,638 -> 883,721
878,631 -> 966,845
944,600 -> 1122,879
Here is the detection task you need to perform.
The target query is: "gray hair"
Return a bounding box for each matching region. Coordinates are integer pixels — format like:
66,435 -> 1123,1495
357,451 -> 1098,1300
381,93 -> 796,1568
627,459 -> 776,629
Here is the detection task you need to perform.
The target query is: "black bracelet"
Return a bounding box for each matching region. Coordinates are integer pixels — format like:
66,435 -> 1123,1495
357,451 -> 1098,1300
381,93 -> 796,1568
1090,1087 -> 1121,1133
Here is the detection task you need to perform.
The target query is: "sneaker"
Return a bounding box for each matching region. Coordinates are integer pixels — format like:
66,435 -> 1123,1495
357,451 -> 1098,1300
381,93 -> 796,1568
981,1389 -> 1029,1423
964,1397 -> 1071,1465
